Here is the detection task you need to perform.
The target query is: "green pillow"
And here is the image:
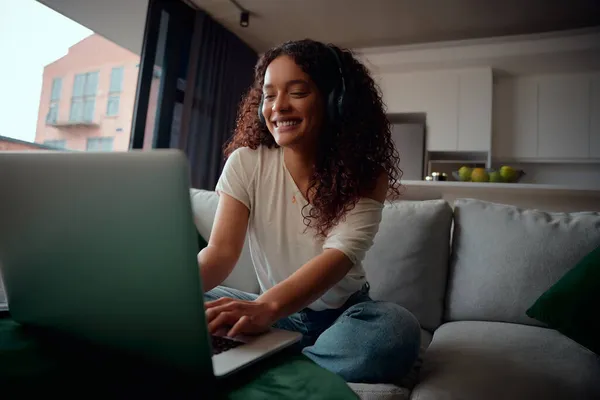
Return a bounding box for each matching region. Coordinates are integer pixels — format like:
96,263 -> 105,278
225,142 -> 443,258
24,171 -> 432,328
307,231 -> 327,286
526,245 -> 600,355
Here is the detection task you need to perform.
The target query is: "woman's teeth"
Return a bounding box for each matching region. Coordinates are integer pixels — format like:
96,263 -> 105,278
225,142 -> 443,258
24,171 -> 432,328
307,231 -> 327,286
277,120 -> 300,127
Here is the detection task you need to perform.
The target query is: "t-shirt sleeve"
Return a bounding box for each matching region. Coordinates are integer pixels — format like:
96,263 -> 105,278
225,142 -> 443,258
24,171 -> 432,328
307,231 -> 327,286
214,147 -> 257,210
322,198 -> 384,265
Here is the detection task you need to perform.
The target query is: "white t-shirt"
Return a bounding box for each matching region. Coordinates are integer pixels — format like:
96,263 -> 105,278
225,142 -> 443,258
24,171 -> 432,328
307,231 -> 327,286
215,146 -> 384,311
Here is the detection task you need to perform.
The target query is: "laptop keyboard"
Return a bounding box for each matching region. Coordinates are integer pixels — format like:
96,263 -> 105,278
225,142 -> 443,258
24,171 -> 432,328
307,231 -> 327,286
211,335 -> 244,355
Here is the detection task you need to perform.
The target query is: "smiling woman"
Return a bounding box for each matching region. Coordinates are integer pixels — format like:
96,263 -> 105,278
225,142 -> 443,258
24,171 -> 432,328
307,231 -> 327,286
198,39 -> 420,384
225,39 -> 402,237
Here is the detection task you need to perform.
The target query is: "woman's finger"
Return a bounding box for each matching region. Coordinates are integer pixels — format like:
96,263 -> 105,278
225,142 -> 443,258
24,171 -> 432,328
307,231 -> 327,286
206,300 -> 251,322
205,297 -> 235,309
208,311 -> 239,334
227,315 -> 253,337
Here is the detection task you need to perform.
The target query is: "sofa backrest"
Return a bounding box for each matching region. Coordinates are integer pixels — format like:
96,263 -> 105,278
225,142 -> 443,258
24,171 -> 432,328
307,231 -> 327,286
445,198 -> 600,327
190,189 -> 260,294
362,199 -> 454,333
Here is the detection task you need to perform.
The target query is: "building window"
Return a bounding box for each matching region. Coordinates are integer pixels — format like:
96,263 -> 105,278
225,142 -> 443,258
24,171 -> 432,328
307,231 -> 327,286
44,139 -> 67,149
46,77 -> 62,124
86,137 -> 114,151
46,103 -> 59,125
70,71 -> 98,123
106,66 -> 124,116
107,94 -> 120,117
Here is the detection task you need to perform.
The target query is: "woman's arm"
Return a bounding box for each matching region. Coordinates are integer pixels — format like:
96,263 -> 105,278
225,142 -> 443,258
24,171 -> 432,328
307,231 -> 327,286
198,193 -> 249,292
257,248 -> 354,319
206,171 -> 388,337
258,170 -> 389,319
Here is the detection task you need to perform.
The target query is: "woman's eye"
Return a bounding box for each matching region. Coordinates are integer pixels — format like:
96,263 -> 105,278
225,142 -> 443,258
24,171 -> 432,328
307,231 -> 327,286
291,92 -> 307,97
264,94 -> 276,101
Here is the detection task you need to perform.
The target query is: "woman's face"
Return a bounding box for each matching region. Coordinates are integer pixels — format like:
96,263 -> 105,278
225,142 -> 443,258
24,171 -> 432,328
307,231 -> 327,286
261,55 -> 325,150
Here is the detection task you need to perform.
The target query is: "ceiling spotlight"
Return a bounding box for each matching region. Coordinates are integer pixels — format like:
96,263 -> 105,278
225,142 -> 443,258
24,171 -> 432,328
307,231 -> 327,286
240,11 -> 249,27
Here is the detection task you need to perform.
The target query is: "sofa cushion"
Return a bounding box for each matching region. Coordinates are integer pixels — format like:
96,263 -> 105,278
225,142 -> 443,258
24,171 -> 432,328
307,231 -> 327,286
446,198 -> 600,326
348,383 -> 410,400
363,200 -> 453,332
411,321 -> 600,400
190,189 -> 259,294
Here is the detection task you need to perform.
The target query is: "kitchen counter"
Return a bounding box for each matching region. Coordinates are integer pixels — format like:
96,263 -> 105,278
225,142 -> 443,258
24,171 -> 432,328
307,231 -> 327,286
400,180 -> 600,196
396,180 -> 600,212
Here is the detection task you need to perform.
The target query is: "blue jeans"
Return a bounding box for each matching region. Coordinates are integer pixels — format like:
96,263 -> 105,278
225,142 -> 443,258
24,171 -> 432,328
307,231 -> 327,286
204,283 -> 421,383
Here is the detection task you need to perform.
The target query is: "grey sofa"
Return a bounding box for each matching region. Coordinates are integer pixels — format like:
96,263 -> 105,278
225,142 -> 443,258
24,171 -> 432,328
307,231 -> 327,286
190,189 -> 600,400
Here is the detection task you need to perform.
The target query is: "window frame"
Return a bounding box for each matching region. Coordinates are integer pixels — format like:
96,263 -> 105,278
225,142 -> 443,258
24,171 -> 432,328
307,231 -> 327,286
46,77 -> 62,124
43,139 -> 67,149
106,66 -> 124,117
69,71 -> 99,123
86,136 -> 114,152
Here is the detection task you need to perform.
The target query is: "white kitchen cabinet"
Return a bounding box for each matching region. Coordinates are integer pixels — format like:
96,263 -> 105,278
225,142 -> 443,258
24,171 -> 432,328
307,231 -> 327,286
457,69 -> 493,151
493,77 -> 538,159
591,74 -> 600,158
380,68 -> 493,153
379,71 -> 459,152
424,73 -> 459,151
537,75 -> 590,158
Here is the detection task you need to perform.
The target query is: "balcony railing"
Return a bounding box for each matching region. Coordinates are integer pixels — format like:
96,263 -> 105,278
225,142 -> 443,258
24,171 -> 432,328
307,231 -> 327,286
47,120 -> 100,128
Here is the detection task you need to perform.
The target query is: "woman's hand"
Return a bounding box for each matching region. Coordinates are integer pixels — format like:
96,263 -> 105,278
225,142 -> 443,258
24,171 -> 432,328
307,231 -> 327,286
205,297 -> 279,338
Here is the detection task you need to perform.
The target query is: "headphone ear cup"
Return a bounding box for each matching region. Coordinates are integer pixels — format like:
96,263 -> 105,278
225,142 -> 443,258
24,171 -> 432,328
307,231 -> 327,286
258,96 -> 265,124
327,87 -> 339,123
326,46 -> 347,123
337,91 -> 345,119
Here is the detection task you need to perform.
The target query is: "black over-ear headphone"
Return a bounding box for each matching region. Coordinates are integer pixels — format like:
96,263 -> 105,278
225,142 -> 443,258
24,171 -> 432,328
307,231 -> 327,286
258,45 -> 347,125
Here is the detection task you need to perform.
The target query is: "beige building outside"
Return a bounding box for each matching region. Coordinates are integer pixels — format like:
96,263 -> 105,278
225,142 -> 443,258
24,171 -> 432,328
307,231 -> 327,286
34,34 -> 142,152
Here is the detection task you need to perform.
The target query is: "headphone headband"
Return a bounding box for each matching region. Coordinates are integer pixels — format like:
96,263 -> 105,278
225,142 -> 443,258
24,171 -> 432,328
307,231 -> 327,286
327,45 -> 346,99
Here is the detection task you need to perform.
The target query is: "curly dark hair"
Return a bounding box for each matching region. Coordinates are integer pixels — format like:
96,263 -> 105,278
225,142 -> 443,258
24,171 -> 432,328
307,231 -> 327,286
224,39 -> 402,237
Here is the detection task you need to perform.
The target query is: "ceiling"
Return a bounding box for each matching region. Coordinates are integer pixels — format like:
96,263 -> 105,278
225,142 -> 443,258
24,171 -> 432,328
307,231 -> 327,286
37,0 -> 600,76
190,0 -> 600,52
38,0 -> 149,55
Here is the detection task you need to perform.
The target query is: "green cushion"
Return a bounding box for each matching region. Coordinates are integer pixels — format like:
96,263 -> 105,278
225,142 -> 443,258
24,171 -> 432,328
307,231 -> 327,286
229,354 -> 358,400
526,245 -> 600,355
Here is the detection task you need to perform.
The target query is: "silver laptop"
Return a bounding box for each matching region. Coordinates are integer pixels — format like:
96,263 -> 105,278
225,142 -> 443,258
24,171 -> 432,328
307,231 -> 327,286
0,150 -> 300,378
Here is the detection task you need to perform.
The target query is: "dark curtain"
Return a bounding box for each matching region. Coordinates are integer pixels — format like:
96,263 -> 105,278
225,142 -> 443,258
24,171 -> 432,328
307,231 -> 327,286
182,10 -> 257,190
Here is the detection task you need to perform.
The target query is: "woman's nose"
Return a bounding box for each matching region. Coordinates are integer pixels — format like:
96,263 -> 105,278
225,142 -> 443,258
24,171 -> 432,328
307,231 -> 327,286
272,93 -> 290,113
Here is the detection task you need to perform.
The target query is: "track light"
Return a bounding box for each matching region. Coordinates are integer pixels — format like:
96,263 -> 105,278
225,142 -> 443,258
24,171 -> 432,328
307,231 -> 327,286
229,0 -> 250,27
240,11 -> 249,27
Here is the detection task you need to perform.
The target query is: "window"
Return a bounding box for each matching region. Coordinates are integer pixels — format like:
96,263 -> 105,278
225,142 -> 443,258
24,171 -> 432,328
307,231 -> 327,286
106,66 -> 124,116
110,66 -> 124,92
106,94 -> 120,117
86,137 -> 114,151
50,77 -> 62,101
46,77 -> 62,124
46,103 -> 59,124
70,71 -> 98,122
43,139 -> 67,149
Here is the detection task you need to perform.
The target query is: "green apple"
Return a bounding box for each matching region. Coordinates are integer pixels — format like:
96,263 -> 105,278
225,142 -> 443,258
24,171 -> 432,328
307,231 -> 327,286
499,166 -> 517,182
458,166 -> 472,181
489,171 -> 503,182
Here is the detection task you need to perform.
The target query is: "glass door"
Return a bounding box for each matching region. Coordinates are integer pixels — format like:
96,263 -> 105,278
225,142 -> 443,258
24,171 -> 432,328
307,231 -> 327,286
130,0 -> 195,150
